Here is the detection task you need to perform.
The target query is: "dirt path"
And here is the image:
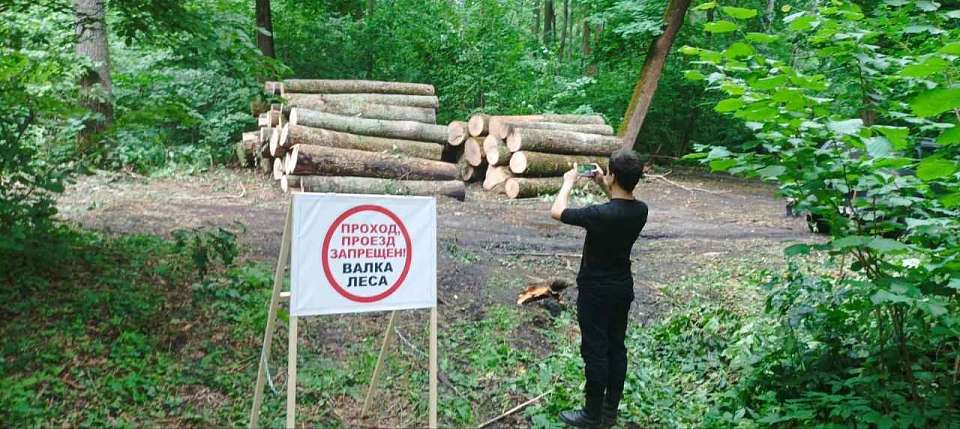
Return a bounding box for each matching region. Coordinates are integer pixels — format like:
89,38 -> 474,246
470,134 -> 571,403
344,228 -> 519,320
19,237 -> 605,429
58,168 -> 813,323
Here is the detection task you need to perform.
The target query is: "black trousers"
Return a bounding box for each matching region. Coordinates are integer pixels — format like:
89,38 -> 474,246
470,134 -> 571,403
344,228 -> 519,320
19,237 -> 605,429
576,286 -> 633,417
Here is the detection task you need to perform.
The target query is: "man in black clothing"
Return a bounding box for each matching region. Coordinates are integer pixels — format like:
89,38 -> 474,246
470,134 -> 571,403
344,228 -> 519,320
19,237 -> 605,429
550,149 -> 648,428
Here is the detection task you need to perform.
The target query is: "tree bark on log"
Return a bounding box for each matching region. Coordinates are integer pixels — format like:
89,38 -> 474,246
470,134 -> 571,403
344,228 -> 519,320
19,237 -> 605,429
463,137 -> 485,167
506,128 -> 621,155
468,114 -> 490,137
286,145 -> 458,180
282,176 -> 465,200
447,121 -> 468,146
282,94 -> 436,123
505,177 -> 562,199
484,137 -> 512,167
619,0 -> 693,150
281,79 -> 435,96
487,114 -> 606,139
281,93 -> 439,109
483,166 -> 513,191
290,109 -> 447,144
280,125 -> 443,161
494,121 -> 614,140
509,151 -> 607,176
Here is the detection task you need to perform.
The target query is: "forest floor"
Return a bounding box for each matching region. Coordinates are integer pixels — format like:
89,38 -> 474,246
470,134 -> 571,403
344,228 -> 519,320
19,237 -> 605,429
49,167 -> 816,427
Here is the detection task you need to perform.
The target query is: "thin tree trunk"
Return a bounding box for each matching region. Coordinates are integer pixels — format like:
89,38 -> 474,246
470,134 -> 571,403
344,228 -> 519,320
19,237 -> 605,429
255,0 -> 275,58
765,0 -> 776,28
534,0 -> 541,39
619,0 -> 693,151
582,19 -> 596,76
74,0 -> 113,154
560,0 -> 569,58
544,0 -> 555,47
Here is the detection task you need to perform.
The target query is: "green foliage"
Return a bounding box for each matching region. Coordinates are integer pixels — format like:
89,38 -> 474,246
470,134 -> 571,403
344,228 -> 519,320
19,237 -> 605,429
684,0 -> 960,425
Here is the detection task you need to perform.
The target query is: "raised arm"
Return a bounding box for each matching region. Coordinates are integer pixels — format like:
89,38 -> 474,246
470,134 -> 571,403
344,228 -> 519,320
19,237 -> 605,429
551,166 -> 579,221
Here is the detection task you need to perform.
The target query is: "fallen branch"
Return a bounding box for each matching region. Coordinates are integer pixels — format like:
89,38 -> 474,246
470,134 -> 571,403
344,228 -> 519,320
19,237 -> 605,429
647,170 -> 727,195
477,390 -> 553,428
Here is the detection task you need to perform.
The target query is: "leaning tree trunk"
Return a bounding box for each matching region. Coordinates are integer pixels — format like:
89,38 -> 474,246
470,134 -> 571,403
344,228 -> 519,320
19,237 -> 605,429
619,0 -> 693,150
509,151 -> 608,176
487,114 -> 606,139
285,145 -> 458,179
255,0 -> 275,57
290,109 -> 447,144
280,125 -> 443,161
282,176 -> 465,201
281,94 -> 436,123
74,0 -> 113,154
281,79 -> 435,96
494,121 -> 614,139
506,128 -> 621,155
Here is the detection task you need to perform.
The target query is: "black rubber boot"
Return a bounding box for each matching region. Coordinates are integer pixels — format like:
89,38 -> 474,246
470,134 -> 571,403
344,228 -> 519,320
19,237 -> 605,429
600,403 -> 618,427
560,409 -> 600,428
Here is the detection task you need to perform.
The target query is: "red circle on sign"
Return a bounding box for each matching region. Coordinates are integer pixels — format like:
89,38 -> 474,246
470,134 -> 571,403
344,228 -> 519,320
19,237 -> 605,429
321,205 -> 413,303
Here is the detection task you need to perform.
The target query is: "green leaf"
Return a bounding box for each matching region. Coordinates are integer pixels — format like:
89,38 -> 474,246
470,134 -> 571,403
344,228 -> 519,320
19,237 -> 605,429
917,1 -> 940,11
679,45 -> 699,56
722,6 -> 758,19
832,235 -> 871,249
917,157 -> 957,181
756,165 -> 786,178
875,126 -> 910,150
752,75 -> 788,90
936,126 -> 960,146
871,290 -> 911,305
828,119 -> 864,135
709,159 -> 737,172
909,88 -> 960,117
788,15 -> 818,31
684,70 -> 706,81
724,42 -> 755,59
714,98 -> 744,113
745,32 -> 779,43
693,1 -> 717,11
784,243 -> 811,256
867,237 -> 908,253
939,193 -> 960,208
900,57 -> 949,78
704,20 -> 738,33
866,137 -> 893,158
939,42 -> 960,55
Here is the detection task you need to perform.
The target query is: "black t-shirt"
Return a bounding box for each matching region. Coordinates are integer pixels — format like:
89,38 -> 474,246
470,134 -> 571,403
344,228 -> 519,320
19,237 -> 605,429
560,198 -> 648,290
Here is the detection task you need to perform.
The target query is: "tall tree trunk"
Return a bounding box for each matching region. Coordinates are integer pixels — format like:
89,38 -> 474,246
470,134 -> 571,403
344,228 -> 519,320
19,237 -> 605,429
560,0 -> 569,58
764,0 -> 776,28
582,19 -> 596,76
618,0 -> 692,151
534,0 -> 541,38
74,0 -> 113,154
544,0 -> 555,47
255,0 -> 275,58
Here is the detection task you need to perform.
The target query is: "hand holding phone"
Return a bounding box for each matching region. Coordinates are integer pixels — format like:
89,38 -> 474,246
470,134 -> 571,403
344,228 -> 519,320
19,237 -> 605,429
577,163 -> 599,177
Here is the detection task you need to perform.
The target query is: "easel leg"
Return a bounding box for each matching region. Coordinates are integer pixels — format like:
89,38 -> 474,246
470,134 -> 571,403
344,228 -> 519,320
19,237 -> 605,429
429,306 -> 438,429
250,202 -> 293,429
286,315 -> 299,429
361,310 -> 399,417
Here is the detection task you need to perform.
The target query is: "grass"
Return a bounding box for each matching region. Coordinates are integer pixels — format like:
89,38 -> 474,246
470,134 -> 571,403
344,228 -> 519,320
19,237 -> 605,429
1,225 -> 804,428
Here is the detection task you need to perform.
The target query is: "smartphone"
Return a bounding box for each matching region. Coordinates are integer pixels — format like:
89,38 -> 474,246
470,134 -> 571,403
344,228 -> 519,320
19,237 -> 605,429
577,164 -> 599,177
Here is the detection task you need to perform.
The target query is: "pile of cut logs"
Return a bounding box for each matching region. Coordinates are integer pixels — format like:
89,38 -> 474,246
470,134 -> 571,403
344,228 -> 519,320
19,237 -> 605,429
238,79 -> 466,200
447,114 -> 621,198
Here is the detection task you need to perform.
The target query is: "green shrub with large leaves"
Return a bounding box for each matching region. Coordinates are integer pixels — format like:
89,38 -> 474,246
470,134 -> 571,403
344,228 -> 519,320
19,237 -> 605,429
683,0 -> 960,425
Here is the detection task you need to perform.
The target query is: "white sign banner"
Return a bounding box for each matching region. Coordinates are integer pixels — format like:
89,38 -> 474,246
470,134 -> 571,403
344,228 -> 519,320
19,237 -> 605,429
291,193 -> 437,316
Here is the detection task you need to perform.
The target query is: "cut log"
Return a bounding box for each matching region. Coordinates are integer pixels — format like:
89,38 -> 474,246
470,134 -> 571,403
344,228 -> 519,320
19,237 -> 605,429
267,109 -> 281,128
281,79 -> 435,96
269,127 -> 285,157
494,121 -> 614,140
506,128 -> 621,155
257,113 -> 268,128
467,114 -> 490,137
290,109 -> 447,144
463,137 -> 485,167
486,114 -> 607,138
447,121 -> 468,146
237,132 -> 259,167
264,81 -> 280,96
282,94 -> 436,123
282,93 -> 439,109
259,127 -> 275,145
286,145 -> 458,180
273,158 -> 285,180
280,124 -> 443,161
282,176 -> 465,201
459,161 -> 486,182
505,177 -> 563,199
509,151 -> 608,176
484,136 -> 512,167
483,166 -> 513,192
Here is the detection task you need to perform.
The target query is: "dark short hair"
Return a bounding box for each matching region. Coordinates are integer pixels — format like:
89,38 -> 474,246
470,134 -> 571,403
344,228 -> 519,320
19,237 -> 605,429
609,149 -> 644,191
